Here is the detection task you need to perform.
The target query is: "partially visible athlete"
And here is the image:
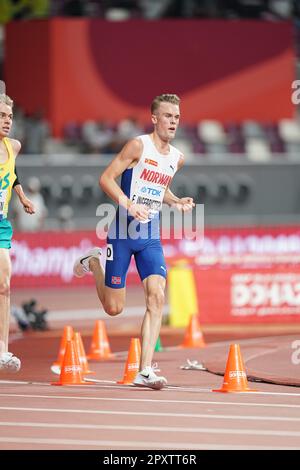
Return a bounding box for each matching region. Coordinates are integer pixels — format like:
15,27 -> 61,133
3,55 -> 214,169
74,94 -> 194,389
0,93 -> 35,373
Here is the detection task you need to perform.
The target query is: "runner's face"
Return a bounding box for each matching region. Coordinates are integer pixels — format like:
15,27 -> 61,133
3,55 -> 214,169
152,102 -> 180,141
0,103 -> 13,138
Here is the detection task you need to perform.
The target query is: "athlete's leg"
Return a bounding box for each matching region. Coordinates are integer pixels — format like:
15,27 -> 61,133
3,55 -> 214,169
140,274 -> 166,370
0,248 -> 11,354
89,256 -> 126,316
73,241 -> 131,316
135,241 -> 167,369
0,220 -> 20,372
0,247 -> 20,372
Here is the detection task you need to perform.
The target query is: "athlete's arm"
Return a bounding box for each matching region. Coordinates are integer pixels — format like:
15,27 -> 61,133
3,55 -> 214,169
10,139 -> 36,214
163,186 -> 180,206
163,154 -> 194,212
99,138 -> 149,221
10,138 -> 21,157
13,184 -> 35,214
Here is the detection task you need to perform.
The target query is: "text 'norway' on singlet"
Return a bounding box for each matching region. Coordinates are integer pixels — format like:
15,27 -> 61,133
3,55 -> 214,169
121,134 -> 182,223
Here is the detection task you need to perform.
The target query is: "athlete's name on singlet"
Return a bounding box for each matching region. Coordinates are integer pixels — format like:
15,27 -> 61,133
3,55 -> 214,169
136,169 -> 172,214
136,196 -> 162,211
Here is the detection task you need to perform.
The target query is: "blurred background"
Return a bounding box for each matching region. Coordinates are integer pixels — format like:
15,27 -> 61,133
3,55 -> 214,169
2,0 -> 300,334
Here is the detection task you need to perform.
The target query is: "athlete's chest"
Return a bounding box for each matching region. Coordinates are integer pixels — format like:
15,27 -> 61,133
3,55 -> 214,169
129,155 -> 176,210
0,145 -> 9,165
134,154 -> 176,185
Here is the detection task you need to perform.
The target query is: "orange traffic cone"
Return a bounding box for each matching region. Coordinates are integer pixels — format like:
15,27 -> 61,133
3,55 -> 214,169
51,340 -> 91,385
51,325 -> 74,374
87,320 -> 114,360
117,337 -> 141,384
213,344 -> 257,393
180,315 -> 206,348
73,332 -> 95,375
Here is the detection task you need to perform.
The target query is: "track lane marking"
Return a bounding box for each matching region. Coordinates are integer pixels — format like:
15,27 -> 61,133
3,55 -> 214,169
0,421 -> 300,436
0,436 -> 298,450
1,406 -> 300,420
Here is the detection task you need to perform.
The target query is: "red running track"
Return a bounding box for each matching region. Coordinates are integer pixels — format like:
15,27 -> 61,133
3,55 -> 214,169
1,318 -> 300,450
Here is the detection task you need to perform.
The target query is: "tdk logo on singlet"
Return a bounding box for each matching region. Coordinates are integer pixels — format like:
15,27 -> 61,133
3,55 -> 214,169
140,169 -> 172,187
0,172 -> 10,190
141,186 -> 161,197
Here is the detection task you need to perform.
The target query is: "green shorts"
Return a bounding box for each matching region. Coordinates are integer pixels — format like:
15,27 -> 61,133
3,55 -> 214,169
0,218 -> 13,249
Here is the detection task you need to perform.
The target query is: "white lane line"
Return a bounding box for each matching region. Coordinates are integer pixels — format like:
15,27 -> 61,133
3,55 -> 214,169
0,393 -> 300,409
0,436 -> 298,450
0,380 -> 136,390
1,379 -> 300,397
167,386 -> 300,396
0,380 -> 212,393
1,381 -> 300,397
0,381 -> 41,385
0,407 -> 293,422
0,421 -> 300,437
247,390 -> 300,396
2,406 -> 300,422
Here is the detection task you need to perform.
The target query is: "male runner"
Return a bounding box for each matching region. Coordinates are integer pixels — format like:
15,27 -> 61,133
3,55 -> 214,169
0,93 -> 35,373
74,94 -> 194,389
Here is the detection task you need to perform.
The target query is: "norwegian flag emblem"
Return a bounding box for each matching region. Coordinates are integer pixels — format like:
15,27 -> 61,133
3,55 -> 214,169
111,276 -> 121,285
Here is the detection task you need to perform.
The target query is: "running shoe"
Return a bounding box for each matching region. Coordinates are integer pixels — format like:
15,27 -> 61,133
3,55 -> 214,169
73,247 -> 102,278
0,352 -> 21,373
133,366 -> 167,390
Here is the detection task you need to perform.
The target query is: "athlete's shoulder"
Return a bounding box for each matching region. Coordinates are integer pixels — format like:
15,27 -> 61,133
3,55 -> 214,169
169,144 -> 184,172
170,143 -> 184,164
170,142 -> 182,154
8,138 -> 22,156
177,153 -> 185,169
130,134 -> 148,148
130,135 -> 145,147
122,136 -> 144,158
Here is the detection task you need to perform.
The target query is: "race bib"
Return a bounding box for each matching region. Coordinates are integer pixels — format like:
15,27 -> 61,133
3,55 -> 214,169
131,180 -> 163,222
106,244 -> 113,260
0,190 -> 7,217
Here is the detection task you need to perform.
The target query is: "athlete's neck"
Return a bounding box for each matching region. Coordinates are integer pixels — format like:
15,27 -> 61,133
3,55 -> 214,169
150,133 -> 170,155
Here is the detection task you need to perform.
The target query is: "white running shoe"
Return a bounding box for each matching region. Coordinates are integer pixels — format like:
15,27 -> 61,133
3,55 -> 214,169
133,366 -> 167,390
73,247 -> 102,278
0,352 -> 21,373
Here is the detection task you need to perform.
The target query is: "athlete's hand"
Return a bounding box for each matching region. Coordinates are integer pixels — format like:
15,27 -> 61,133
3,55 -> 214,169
21,197 -> 36,214
172,197 -> 195,212
128,203 -> 150,221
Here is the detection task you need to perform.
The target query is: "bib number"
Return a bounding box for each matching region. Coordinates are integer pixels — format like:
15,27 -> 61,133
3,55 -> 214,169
0,190 -> 7,216
106,244 -> 113,260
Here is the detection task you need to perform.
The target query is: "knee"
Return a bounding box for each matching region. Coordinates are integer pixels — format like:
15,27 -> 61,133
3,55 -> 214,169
0,277 -> 10,297
104,302 -> 124,317
146,290 -> 165,313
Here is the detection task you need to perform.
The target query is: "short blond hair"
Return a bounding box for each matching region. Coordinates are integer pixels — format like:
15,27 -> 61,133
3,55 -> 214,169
151,94 -> 180,114
0,93 -> 13,108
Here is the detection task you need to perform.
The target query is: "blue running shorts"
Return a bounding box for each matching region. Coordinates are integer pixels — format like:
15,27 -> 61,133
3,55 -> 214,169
104,212 -> 167,289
